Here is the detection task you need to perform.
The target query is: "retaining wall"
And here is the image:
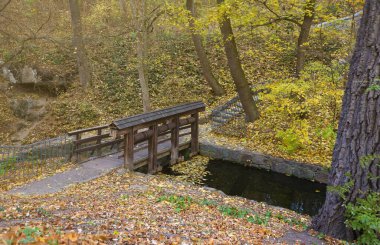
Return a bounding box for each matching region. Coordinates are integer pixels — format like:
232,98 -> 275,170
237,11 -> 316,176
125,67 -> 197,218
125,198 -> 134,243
199,142 -> 329,184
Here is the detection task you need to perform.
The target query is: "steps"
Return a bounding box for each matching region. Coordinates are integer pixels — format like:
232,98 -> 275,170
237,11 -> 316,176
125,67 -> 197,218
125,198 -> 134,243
211,92 -> 259,129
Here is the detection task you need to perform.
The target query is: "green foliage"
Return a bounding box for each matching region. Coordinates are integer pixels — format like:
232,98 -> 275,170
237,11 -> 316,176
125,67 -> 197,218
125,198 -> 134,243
276,127 -> 308,154
218,205 -> 250,218
274,213 -> 308,230
199,199 -> 217,206
346,193 -> 380,245
157,195 -> 194,212
18,227 -> 42,244
36,207 -> 51,217
157,195 -> 275,226
245,61 -> 345,165
327,178 -> 354,200
360,154 -> 380,168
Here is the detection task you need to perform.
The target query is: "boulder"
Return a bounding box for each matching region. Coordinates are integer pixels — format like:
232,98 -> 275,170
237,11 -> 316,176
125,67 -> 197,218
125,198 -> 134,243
21,66 -> 39,84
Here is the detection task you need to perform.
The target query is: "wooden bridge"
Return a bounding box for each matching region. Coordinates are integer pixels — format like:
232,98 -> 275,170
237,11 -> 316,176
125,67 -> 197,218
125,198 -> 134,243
68,101 -> 205,174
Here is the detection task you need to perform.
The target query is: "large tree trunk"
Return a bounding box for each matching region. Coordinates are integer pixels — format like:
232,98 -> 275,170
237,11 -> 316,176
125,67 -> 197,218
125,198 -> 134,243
295,0 -> 316,77
217,0 -> 259,122
69,0 -> 91,89
312,0 -> 380,240
186,0 -> 225,96
130,0 -> 151,112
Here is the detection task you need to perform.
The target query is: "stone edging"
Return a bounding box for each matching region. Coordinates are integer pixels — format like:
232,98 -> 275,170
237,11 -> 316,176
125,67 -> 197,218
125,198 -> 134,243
199,142 -> 329,184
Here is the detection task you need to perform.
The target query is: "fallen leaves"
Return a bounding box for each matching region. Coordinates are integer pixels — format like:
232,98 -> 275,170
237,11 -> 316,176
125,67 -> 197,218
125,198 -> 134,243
0,170 -> 338,244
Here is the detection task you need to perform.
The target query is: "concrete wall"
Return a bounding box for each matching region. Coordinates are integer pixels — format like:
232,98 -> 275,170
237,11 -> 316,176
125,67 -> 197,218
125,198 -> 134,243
199,142 -> 328,184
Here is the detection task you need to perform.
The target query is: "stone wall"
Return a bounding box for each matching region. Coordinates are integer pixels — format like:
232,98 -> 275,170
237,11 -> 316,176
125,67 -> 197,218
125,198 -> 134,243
199,142 -> 328,184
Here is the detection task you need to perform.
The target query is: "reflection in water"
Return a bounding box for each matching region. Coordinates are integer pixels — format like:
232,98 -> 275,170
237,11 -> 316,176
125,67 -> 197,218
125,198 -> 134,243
203,160 -> 326,216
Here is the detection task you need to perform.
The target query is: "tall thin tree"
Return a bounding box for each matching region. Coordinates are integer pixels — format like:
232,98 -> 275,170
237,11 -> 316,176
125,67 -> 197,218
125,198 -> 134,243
186,0 -> 225,96
312,0 -> 380,240
130,0 -> 151,112
295,0 -> 316,77
217,0 -> 259,122
69,0 -> 91,89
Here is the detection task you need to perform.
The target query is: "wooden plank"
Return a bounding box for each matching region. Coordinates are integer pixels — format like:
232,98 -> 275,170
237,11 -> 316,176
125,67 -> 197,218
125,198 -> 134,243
74,134 -> 110,145
170,116 -> 179,165
179,132 -> 191,137
112,116 -> 196,138
133,141 -> 191,170
148,124 -> 158,174
74,139 -> 123,154
68,125 -> 108,136
190,112 -> 199,156
124,129 -> 134,171
110,101 -> 205,130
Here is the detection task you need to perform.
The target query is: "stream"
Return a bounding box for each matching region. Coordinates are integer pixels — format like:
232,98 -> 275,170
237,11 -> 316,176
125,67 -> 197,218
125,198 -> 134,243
165,159 -> 326,216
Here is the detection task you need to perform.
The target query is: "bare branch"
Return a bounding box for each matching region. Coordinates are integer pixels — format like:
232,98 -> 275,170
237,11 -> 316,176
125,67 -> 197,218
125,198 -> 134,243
0,0 -> 11,13
257,0 -> 302,27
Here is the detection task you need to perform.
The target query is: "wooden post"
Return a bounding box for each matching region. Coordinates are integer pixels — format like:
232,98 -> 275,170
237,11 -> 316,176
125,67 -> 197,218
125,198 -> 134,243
75,133 -> 81,163
170,116 -> 180,165
124,129 -> 134,171
96,128 -> 102,156
148,124 -> 158,174
190,112 -> 199,156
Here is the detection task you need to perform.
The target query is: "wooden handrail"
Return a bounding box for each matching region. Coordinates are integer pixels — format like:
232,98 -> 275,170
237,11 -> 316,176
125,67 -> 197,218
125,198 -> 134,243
68,125 -> 108,136
74,133 -> 111,145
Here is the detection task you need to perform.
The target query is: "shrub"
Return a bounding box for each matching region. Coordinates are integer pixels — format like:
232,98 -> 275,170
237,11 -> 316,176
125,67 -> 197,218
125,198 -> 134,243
346,192 -> 380,245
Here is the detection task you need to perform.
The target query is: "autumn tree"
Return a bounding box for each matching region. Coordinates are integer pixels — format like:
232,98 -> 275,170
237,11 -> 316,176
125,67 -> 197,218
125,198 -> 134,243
69,0 -> 91,88
186,0 -> 225,96
295,0 -> 316,77
217,0 -> 260,122
256,0 -> 317,76
129,0 -> 160,112
312,0 -> 380,240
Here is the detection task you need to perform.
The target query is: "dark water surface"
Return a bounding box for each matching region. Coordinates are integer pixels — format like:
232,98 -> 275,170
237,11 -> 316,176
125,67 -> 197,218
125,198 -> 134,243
202,160 -> 326,216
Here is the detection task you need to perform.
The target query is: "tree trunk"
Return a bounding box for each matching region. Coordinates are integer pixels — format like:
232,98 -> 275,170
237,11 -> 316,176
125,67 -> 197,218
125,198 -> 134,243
295,0 -> 316,77
136,31 -> 151,112
119,0 -> 127,16
69,0 -> 91,89
217,0 -> 259,122
130,0 -> 151,112
186,0 -> 225,96
312,0 -> 380,240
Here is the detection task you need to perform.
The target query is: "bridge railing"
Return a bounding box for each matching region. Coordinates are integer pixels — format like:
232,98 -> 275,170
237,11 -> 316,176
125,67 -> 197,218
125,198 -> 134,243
68,125 -> 123,163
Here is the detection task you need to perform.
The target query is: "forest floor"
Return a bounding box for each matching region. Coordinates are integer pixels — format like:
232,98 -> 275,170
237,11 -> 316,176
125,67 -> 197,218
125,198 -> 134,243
0,169 -> 340,244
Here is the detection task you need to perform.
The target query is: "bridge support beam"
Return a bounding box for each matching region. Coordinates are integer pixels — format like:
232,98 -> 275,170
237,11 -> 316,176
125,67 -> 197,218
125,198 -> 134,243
148,124 -> 158,173
190,112 -> 199,156
170,116 -> 180,165
124,129 -> 134,171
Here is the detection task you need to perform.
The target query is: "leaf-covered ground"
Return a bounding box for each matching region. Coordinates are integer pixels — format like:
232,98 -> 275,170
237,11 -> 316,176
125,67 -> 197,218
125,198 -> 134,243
0,169 -> 340,244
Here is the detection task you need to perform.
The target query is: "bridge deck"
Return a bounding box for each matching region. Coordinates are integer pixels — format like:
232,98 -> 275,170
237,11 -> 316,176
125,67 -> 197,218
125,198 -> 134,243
8,139 -> 190,196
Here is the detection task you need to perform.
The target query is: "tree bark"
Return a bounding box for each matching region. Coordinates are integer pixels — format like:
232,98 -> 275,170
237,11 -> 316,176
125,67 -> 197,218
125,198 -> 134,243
295,0 -> 316,77
130,0 -> 151,112
216,0 -> 259,122
312,0 -> 380,240
186,0 -> 225,96
69,0 -> 91,89
119,0 -> 128,16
